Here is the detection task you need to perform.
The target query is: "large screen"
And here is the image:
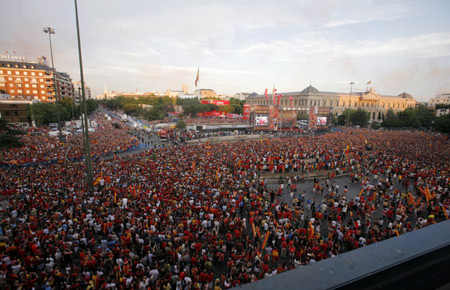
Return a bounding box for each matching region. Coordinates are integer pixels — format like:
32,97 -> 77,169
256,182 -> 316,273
255,115 -> 269,126
316,117 -> 327,126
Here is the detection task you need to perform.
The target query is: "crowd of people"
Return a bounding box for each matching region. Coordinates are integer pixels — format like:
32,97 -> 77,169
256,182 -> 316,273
0,121 -> 449,289
0,112 -> 140,166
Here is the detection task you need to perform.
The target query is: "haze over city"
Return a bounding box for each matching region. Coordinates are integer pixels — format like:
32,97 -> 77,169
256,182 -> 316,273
1,0 -> 449,101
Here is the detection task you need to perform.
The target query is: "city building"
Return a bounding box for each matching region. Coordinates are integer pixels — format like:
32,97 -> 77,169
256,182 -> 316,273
73,81 -> 92,103
182,84 -> 189,94
0,99 -> 32,127
429,93 -> 450,107
0,57 -> 74,102
193,89 -> 217,98
165,89 -> 184,98
246,85 -> 417,122
429,93 -> 450,116
232,92 -> 250,100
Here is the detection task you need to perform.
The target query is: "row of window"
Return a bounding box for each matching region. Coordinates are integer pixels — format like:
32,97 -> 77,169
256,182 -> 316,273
0,70 -> 44,76
0,63 -> 36,69
8,89 -> 48,94
10,83 -> 46,88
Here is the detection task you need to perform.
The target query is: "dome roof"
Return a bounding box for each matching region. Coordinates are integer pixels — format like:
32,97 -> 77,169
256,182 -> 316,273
398,92 -> 413,99
301,85 -> 319,94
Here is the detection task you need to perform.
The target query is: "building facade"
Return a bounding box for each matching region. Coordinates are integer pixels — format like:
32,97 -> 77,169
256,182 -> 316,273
429,93 -> 450,116
429,93 -> 450,107
246,85 -> 416,122
0,59 -> 74,103
193,89 -> 217,98
73,81 -> 92,103
0,100 -> 32,127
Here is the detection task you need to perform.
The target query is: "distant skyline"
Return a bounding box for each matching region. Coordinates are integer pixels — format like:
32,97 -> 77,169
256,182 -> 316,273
1,0 -> 449,101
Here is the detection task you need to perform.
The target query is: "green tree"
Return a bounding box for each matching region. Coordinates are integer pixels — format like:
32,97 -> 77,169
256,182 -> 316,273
370,122 -> 381,129
0,118 -> 23,149
416,105 -> 436,128
381,109 -> 400,128
123,103 -> 140,115
176,119 -> 187,129
336,114 -> 346,126
397,108 -> 420,128
434,113 -> 450,133
218,105 -> 234,113
29,102 -> 60,126
350,108 -> 369,127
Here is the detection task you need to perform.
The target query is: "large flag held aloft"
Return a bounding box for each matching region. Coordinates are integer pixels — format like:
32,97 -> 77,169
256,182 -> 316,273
195,67 -> 199,87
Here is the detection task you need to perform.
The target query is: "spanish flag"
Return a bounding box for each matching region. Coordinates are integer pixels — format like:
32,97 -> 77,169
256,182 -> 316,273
195,67 -> 199,87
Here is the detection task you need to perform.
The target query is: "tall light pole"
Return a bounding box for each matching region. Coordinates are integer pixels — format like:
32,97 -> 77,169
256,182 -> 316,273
74,0 -> 94,192
43,27 -> 63,142
348,81 -> 354,126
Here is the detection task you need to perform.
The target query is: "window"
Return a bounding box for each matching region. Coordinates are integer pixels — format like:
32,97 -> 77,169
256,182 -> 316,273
7,71 -> 11,75
40,79 -> 43,82
32,84 -> 37,88
26,90 -> 30,94
31,72 -> 35,76
39,73 -> 43,76
33,90 -> 37,94
14,111 -> 19,116
24,78 -> 28,81
24,72 -> 28,75
10,89 -> 15,93
41,91 -> 45,94
25,84 -> 29,88
8,77 -> 12,81
18,90 -> 22,93
15,71 -> 20,75
9,83 -> 13,87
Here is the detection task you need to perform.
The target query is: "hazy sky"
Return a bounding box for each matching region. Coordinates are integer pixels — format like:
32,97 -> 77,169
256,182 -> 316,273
1,0 -> 449,101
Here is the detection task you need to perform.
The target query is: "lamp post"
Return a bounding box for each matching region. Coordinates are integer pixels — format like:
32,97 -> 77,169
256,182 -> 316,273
348,81 -> 354,126
43,27 -> 63,142
74,0 -> 94,192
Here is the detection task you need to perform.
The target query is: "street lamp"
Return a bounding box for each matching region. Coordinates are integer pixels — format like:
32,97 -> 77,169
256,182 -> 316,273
348,81 -> 354,126
43,26 -> 63,142
74,0 -> 94,192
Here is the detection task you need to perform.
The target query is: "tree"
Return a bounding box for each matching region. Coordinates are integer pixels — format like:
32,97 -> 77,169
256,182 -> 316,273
381,109 -> 400,128
336,114 -> 346,126
176,119 -> 187,130
416,105 -> 436,128
371,122 -> 381,129
0,118 -> 23,149
397,108 -> 420,128
350,108 -> 369,127
218,105 -> 234,113
29,102 -> 60,126
434,113 -> 450,133
123,103 -> 140,115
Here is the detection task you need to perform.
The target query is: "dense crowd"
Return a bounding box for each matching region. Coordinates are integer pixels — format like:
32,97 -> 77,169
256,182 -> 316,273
0,113 -> 139,165
0,124 -> 449,289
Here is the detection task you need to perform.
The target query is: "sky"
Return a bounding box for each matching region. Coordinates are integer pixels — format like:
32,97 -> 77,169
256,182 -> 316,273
1,0 -> 449,101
